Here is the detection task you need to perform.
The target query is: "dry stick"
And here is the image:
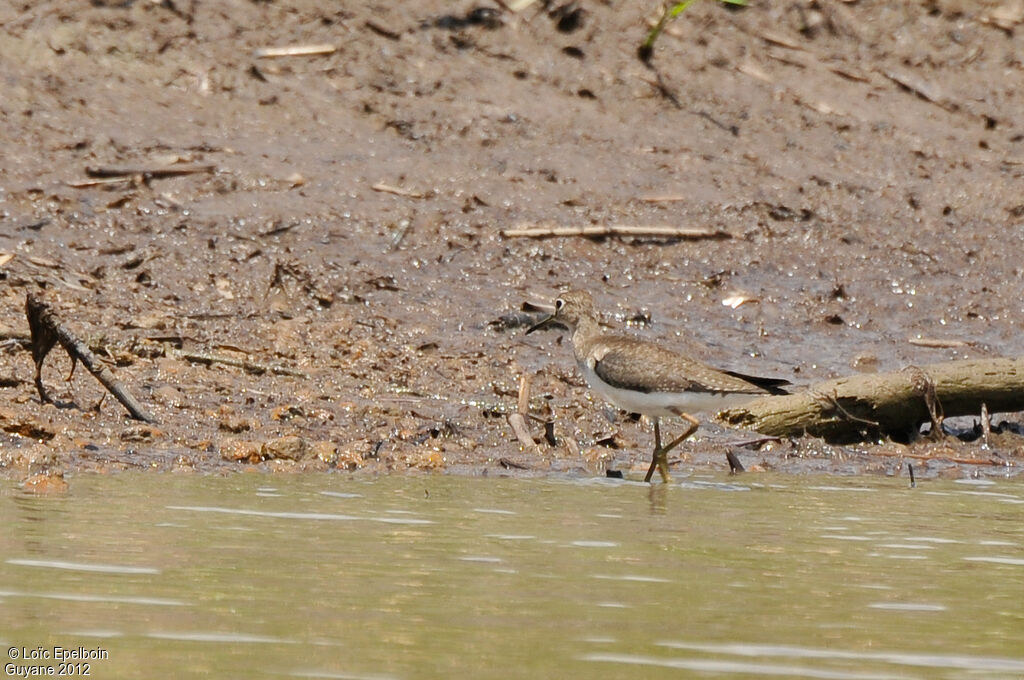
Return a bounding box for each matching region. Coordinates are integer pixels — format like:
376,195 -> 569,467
364,20 -> 402,41
66,176 -> 133,188
516,374 -> 531,417
172,349 -> 309,378
26,294 -> 156,423
501,224 -> 729,240
507,375 -> 542,457
718,357 -> 1024,442
253,44 -> 338,58
639,194 -> 687,203
371,182 -> 426,198
85,164 -> 216,179
880,69 -> 958,112
908,337 -> 969,349
980,402 -> 991,448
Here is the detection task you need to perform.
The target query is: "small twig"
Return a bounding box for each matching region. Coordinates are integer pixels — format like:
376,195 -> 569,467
758,29 -> 805,51
84,164 -> 215,179
809,389 -> 881,429
252,44 -> 338,58
372,182 -> 426,198
501,223 -> 729,240
508,374 -> 543,456
517,374 -> 531,417
507,414 -> 542,455
26,294 -> 156,423
66,177 -> 133,188
909,337 -> 969,349
364,20 -> 402,40
880,69 -> 958,112
172,349 -> 308,378
499,457 -> 531,470
639,194 -> 687,203
980,402 -> 991,447
728,435 -> 783,448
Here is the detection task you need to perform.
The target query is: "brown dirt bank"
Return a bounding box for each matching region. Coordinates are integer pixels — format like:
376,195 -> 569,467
2,1 -> 1023,483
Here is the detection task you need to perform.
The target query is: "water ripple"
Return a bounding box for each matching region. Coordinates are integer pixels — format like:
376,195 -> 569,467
570,540 -> 619,548
290,670 -> 400,680
0,589 -> 185,606
656,640 -> 1024,672
868,602 -> 946,611
166,505 -> 432,525
7,558 -> 160,575
592,574 -> 671,583
582,652 -> 907,679
148,631 -> 294,644
963,556 -> 1024,566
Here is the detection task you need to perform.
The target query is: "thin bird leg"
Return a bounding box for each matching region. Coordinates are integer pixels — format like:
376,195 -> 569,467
645,418 -> 663,483
645,414 -> 700,484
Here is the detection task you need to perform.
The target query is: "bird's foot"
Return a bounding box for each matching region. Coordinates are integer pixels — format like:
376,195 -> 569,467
644,449 -> 673,484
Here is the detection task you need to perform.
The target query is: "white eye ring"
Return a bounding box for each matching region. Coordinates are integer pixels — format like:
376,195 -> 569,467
555,299 -> 565,311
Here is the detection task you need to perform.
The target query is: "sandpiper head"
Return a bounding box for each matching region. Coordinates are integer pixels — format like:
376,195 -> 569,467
526,290 -> 596,334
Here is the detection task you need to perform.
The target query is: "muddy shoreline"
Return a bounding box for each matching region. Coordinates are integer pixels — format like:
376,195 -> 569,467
2,1 -> 1023,483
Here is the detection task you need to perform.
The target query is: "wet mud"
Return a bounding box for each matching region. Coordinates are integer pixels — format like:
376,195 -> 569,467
1,1 -> 1023,482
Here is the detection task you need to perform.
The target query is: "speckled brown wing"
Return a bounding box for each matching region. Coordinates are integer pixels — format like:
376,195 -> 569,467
591,336 -> 774,395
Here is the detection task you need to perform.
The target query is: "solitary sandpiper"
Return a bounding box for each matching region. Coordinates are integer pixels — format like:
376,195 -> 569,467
527,290 -> 788,483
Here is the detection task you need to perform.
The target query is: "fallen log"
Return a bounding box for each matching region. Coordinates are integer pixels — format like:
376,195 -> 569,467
717,357 -> 1024,442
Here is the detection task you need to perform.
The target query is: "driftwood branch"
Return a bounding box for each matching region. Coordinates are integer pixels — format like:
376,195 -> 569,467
718,357 -> 1024,442
26,294 -> 156,423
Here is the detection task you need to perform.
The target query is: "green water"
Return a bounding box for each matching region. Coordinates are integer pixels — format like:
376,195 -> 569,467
1,473 -> 1022,679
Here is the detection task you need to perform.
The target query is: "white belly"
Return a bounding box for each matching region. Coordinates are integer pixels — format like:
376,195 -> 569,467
578,360 -> 759,418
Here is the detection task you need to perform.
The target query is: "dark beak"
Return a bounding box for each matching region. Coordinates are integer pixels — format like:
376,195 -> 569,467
525,313 -> 555,335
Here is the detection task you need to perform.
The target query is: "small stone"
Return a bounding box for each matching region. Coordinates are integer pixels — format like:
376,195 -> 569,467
120,425 -> 162,442
270,318 -> 306,358
220,438 -> 263,463
270,405 -> 305,421
132,313 -> 169,330
336,442 -> 368,470
153,385 -> 185,407
219,415 -> 252,433
852,353 -> 879,373
262,435 -> 307,460
309,440 -> 338,464
21,472 -> 69,495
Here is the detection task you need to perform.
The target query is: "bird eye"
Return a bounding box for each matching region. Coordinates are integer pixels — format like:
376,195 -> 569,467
555,298 -> 565,311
